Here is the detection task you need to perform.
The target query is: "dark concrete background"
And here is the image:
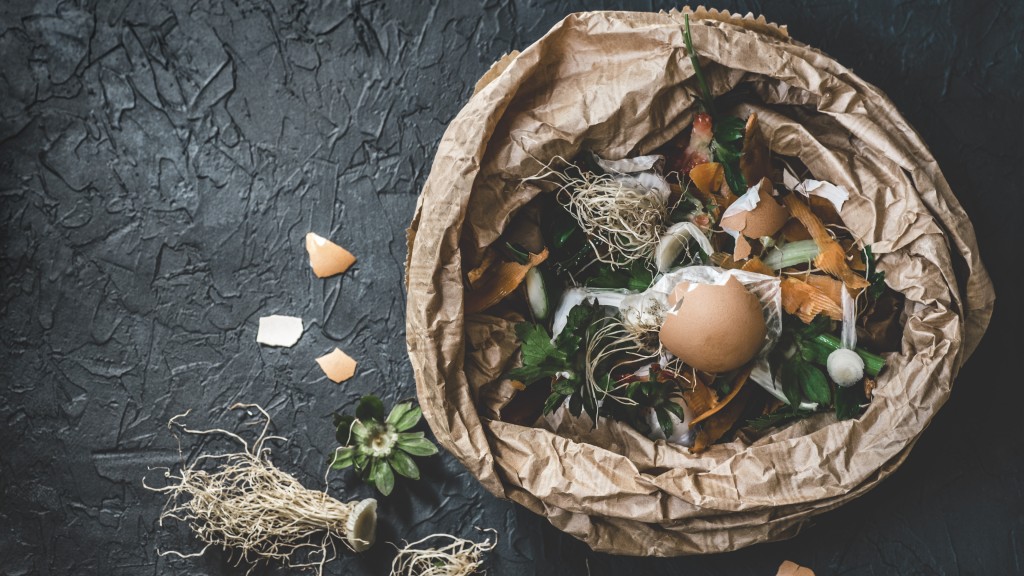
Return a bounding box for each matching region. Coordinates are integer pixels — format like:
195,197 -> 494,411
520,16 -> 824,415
1,1 -> 1020,574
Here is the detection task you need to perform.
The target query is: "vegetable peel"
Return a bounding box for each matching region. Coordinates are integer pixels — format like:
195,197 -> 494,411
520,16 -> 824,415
782,194 -> 870,290
781,277 -> 843,323
464,248 -> 548,314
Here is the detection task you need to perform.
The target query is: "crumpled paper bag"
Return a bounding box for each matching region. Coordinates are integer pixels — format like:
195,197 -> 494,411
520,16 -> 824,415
405,7 -> 995,555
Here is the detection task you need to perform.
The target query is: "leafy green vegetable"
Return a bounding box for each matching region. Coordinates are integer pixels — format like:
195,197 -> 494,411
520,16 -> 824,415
506,323 -> 568,386
331,395 -> 438,496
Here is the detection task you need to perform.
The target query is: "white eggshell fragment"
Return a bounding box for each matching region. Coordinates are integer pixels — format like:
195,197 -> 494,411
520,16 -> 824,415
795,179 -> 849,213
256,315 -> 304,347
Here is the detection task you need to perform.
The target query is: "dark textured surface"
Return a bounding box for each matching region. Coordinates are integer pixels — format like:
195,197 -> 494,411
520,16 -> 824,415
0,1 -> 1020,574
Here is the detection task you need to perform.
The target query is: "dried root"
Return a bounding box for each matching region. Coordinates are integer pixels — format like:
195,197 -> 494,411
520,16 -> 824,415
558,171 -> 668,268
390,530 -> 497,576
144,404 -> 377,575
586,315 -> 662,410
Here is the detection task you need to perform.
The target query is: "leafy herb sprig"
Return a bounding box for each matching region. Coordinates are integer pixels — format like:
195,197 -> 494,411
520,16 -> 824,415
507,300 -> 616,422
331,395 -> 438,496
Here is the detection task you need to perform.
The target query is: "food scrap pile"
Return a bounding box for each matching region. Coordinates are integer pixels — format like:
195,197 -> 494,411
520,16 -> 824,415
465,17 -> 903,453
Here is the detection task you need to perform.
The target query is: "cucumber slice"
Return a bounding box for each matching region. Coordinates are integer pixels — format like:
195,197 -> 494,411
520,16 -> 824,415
525,267 -> 549,320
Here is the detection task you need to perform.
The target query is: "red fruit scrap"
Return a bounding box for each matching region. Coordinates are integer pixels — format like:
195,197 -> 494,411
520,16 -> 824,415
667,113 -> 714,177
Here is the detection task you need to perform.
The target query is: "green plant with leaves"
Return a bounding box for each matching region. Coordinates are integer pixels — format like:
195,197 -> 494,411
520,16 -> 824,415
330,395 -> 438,496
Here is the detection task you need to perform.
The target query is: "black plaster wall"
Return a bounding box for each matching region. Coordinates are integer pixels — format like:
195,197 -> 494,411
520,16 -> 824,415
1,1 -> 1020,574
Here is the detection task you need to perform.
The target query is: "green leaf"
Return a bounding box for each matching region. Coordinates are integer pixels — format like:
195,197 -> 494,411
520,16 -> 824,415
835,385 -> 865,420
356,396 -> 385,423
552,378 -> 575,396
552,224 -> 577,249
798,363 -> 832,405
371,459 -> 395,496
781,358 -> 803,406
388,403 -> 422,432
713,116 -> 746,143
389,450 -> 421,480
586,261 -> 653,292
508,321 -> 569,386
501,242 -> 531,265
664,402 -> 685,422
329,447 -> 355,470
351,419 -> 369,442
516,323 -> 565,365
334,415 -> 355,445
718,150 -> 747,196
656,407 -> 674,438
397,435 -> 438,457
683,14 -> 715,117
554,301 -> 600,349
543,393 -> 565,415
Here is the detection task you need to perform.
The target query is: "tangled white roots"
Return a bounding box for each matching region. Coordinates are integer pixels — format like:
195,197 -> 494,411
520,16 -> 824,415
559,172 -> 667,268
390,531 -> 497,576
145,404 -> 377,575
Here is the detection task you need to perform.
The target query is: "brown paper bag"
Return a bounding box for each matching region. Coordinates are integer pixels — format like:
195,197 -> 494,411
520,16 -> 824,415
405,7 -> 994,555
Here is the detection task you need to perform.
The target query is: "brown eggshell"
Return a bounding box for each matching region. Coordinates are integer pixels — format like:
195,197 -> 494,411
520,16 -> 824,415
666,281 -> 692,308
659,276 -> 767,373
305,232 -> 356,278
720,178 -> 789,239
316,347 -> 358,383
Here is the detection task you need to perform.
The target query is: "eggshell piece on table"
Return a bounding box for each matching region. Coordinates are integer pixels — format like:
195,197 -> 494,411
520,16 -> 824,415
305,232 -> 356,278
316,347 -> 358,383
659,276 -> 767,373
256,315 -> 304,347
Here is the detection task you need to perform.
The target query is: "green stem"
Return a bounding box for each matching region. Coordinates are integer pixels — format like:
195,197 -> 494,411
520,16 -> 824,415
812,333 -> 886,377
763,240 -> 820,270
684,14 -> 716,118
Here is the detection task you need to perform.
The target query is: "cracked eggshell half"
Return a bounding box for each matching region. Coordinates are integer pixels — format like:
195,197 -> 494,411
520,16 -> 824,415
720,177 -> 790,240
659,276 -> 767,373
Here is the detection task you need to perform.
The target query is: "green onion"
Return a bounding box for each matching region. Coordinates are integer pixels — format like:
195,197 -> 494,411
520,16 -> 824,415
811,333 -> 886,378
683,14 -> 715,118
763,240 -> 820,270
